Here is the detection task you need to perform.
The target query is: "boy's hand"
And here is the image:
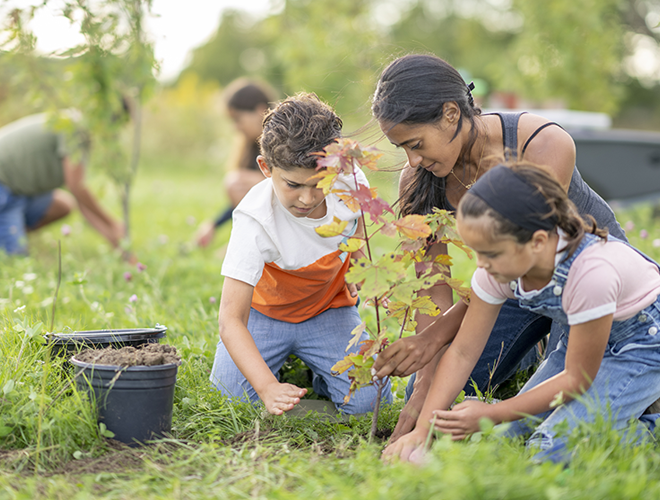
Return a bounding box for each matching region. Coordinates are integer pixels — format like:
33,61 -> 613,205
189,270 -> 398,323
347,281 -> 360,298
261,382 -> 307,415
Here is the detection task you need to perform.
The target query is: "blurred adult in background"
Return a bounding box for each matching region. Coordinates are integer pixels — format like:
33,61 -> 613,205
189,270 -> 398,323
195,78 -> 278,247
0,111 -> 127,256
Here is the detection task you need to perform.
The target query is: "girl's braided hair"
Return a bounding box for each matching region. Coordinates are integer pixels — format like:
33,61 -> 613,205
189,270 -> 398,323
260,92 -> 343,171
459,163 -> 608,258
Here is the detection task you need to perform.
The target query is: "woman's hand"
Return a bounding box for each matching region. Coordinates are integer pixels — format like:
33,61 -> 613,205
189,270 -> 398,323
381,429 -> 429,464
389,388 -> 427,443
431,399 -> 493,440
373,332 -> 438,378
260,381 -> 307,415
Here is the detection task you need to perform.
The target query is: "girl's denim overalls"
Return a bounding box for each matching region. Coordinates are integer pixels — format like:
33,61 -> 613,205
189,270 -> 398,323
505,233 -> 660,462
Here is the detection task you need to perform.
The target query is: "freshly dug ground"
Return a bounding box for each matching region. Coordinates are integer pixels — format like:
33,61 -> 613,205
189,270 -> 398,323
75,343 -> 181,367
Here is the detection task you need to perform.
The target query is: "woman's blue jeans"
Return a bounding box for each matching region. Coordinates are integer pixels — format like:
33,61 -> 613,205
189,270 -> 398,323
406,299 -> 553,398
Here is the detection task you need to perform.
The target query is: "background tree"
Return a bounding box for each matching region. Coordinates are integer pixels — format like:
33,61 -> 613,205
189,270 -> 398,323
181,0 -> 660,127
0,0 -> 157,245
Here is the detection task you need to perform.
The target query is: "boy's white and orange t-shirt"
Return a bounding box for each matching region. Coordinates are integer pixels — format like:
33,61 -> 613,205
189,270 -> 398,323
221,169 -> 367,323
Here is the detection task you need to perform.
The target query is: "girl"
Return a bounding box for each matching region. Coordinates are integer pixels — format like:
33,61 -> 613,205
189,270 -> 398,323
210,93 -> 392,415
382,163 -> 660,463
196,78 -> 278,247
369,53 -> 627,441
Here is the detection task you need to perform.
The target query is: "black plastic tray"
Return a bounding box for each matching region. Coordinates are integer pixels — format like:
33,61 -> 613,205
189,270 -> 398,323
45,325 -> 167,354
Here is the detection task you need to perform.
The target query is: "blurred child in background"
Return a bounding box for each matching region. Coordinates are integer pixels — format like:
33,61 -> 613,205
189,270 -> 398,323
196,78 -> 278,247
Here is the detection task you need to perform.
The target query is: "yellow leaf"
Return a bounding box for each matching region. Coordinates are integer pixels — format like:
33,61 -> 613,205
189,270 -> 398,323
346,321 -> 366,352
394,215 -> 432,240
331,356 -> 354,375
336,193 -> 361,213
315,216 -> 348,237
411,295 -> 441,317
339,238 -> 365,253
318,176 -> 339,195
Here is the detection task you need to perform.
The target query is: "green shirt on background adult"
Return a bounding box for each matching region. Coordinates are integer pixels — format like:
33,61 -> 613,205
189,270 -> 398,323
0,113 -> 87,195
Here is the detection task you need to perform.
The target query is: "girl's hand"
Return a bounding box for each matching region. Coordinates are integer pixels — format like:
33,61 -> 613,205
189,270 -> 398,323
261,382 -> 307,415
432,399 -> 492,440
381,429 -> 429,464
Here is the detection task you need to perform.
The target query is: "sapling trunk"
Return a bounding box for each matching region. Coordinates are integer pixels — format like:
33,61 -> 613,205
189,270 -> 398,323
370,380 -> 385,442
357,191 -> 384,441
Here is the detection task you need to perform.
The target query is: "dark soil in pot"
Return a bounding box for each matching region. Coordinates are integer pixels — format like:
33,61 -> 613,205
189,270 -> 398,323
75,343 -> 180,366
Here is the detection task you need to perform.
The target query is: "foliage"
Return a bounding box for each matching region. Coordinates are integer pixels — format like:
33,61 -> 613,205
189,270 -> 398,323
312,138 -> 471,435
0,0 -> 158,239
497,0 -> 625,114
182,0 -> 660,120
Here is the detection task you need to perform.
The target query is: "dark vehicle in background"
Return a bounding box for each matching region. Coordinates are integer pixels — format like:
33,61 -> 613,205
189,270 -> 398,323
490,109 -> 660,203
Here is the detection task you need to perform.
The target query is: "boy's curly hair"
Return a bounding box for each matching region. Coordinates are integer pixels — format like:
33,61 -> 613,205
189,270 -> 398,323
259,92 -> 343,170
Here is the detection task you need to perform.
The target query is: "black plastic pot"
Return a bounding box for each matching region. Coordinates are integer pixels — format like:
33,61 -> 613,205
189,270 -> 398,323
45,325 -> 167,356
70,356 -> 178,445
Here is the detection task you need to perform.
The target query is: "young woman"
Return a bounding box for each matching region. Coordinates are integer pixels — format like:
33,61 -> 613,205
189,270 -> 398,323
369,53 -> 627,441
196,79 -> 278,247
383,163 -> 660,463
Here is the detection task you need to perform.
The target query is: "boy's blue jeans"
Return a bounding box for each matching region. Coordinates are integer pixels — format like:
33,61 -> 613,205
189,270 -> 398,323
210,306 -> 393,414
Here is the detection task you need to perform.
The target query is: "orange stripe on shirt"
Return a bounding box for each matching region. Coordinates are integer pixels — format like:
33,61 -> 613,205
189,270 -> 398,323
252,250 -> 357,323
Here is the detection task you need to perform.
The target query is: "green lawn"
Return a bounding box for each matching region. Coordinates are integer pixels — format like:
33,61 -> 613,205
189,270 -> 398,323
2,156 -> 660,499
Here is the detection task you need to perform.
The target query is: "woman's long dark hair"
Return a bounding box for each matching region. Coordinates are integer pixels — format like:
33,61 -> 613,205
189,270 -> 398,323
372,54 -> 482,215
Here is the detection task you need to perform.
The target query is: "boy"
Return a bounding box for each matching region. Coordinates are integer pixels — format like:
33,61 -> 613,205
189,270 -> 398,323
210,93 -> 392,415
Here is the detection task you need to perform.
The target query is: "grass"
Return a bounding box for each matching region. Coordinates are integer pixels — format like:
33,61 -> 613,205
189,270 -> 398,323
3,152 -> 660,498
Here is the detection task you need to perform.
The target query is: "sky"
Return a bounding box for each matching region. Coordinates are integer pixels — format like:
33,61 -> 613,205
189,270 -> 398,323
9,0 -> 273,82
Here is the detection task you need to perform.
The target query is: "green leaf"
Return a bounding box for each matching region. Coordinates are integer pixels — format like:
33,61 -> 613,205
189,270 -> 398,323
389,274 -> 446,304
99,423 -> 115,438
345,256 -> 405,298
350,359 -> 374,385
2,380 -> 15,396
26,322 -> 44,339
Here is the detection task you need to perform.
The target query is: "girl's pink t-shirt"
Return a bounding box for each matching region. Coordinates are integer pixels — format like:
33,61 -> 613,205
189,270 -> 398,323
472,235 -> 660,325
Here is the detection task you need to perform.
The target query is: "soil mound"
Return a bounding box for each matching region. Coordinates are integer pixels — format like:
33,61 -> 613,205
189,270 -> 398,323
75,344 -> 181,367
